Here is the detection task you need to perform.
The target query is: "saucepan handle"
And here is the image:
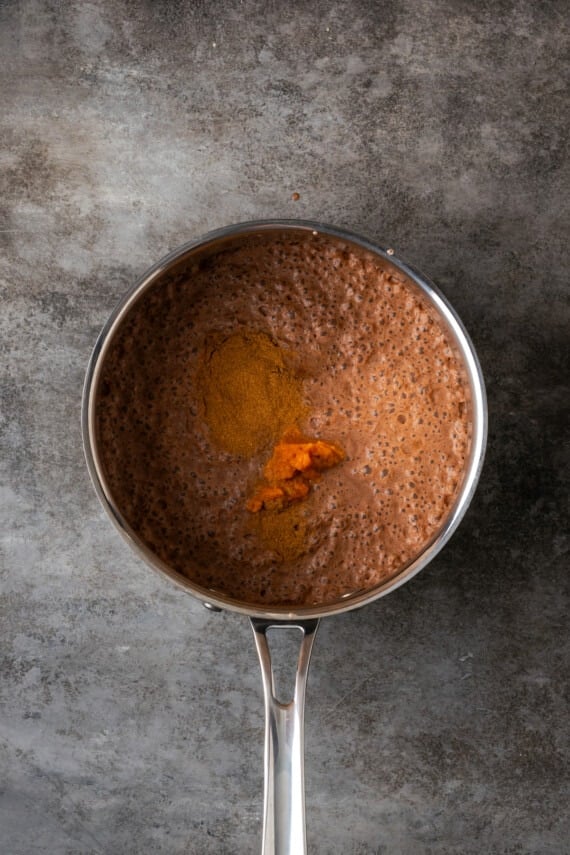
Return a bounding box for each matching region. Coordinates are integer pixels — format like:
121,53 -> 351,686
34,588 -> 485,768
250,617 -> 320,855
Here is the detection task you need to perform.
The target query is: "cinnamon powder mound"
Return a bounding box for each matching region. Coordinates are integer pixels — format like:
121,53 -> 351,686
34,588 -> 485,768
197,331 -> 306,457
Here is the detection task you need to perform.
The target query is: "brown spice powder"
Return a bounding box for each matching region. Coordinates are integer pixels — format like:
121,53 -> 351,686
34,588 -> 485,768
197,330 -> 307,458
196,329 -> 344,558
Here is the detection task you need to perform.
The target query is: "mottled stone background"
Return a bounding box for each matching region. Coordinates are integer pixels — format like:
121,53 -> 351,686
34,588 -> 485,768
1,1 -> 568,853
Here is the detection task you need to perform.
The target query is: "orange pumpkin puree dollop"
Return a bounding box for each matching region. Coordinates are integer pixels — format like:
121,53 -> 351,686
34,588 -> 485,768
247,427 -> 345,512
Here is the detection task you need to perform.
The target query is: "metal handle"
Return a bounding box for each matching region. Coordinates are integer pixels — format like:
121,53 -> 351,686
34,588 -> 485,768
250,617 -> 320,855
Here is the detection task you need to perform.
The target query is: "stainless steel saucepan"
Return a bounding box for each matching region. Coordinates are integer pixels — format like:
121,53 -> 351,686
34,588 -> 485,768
82,220 -> 487,854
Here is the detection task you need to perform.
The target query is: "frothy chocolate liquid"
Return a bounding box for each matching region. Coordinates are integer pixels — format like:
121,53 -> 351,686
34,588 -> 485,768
96,232 -> 471,607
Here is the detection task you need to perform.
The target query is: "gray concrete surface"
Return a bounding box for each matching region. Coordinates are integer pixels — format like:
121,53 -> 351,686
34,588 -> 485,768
1,1 -> 568,853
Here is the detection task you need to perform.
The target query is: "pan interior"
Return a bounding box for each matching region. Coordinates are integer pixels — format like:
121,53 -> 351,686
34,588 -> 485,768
87,224 -> 484,618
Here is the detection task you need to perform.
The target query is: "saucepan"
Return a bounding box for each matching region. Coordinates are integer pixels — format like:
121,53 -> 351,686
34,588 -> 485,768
82,220 -> 487,854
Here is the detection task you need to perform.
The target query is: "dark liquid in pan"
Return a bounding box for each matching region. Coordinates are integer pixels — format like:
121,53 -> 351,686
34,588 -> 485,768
96,233 -> 471,606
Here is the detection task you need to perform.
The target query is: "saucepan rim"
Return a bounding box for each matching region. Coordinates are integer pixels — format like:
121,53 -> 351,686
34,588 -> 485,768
82,219 -> 487,620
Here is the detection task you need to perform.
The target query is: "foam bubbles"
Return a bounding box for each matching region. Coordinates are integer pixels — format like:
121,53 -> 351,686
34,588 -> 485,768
96,233 -> 470,608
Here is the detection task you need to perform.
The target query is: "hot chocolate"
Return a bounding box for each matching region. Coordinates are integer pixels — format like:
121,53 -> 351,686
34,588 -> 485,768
96,232 -> 470,607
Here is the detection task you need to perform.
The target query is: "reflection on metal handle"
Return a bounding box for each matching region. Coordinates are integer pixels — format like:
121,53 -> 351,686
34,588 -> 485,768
251,617 -> 320,855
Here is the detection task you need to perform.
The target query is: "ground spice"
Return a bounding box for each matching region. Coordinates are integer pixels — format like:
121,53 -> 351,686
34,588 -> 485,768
197,329 -> 345,560
198,331 -> 306,457
254,503 -> 308,563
